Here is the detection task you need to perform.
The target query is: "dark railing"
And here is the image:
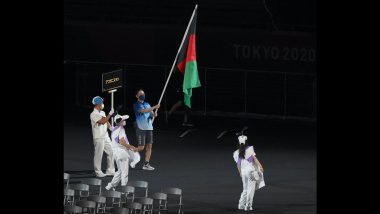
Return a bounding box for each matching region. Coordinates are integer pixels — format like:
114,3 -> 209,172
64,60 -> 316,122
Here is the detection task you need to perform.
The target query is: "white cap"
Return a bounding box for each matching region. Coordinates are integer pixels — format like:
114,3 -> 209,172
238,135 -> 248,144
114,114 -> 129,123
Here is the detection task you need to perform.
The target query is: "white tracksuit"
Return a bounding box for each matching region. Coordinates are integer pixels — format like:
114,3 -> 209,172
233,146 -> 265,209
109,126 -> 131,187
90,109 -> 115,174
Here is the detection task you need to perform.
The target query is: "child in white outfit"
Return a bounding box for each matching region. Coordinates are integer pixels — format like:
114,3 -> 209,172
233,135 -> 265,211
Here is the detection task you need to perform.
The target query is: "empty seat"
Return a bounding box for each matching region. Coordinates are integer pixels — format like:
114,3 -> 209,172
118,185 -> 135,205
64,173 -> 70,189
70,183 -> 90,200
76,200 -> 96,214
127,181 -> 148,198
87,195 -> 106,213
101,190 -> 122,210
64,189 -> 75,205
134,197 -> 153,214
126,202 -> 142,214
161,188 -> 184,214
111,207 -> 129,214
64,205 -> 82,214
82,178 -> 102,196
152,192 -> 168,214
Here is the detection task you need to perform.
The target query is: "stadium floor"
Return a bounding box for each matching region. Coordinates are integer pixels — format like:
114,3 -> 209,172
64,113 -> 316,214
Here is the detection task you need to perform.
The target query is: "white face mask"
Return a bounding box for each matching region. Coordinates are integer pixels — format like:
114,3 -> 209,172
101,104 -> 104,110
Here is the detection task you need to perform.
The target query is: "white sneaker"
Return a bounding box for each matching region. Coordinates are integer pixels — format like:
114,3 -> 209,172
244,206 -> 253,211
106,170 -> 115,176
95,171 -> 107,178
130,162 -> 136,168
142,163 -> 155,170
130,157 -> 139,169
105,183 -> 115,191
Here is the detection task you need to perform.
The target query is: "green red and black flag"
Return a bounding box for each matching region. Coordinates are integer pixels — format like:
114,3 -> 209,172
176,7 -> 201,108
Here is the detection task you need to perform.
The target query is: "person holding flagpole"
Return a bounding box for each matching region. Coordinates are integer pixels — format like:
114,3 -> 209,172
133,89 -> 160,170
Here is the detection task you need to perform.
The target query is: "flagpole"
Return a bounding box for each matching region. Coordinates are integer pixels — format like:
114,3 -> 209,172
152,4 -> 198,123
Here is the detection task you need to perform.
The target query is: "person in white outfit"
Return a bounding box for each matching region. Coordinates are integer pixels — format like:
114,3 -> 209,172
105,114 -> 139,190
233,135 -> 265,211
90,96 -> 116,178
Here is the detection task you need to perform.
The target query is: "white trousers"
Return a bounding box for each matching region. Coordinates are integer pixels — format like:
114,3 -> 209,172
93,137 -> 115,173
109,155 -> 130,187
239,170 -> 257,209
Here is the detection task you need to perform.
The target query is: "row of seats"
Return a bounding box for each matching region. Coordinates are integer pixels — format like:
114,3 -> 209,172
64,173 -> 184,214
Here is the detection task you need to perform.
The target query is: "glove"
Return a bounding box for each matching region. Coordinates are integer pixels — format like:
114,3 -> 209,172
109,108 -> 115,116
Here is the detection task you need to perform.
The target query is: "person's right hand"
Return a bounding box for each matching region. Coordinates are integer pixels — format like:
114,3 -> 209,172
154,104 -> 160,109
109,108 -> 114,116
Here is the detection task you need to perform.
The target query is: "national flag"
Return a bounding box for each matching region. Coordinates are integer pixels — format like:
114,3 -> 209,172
176,8 -> 201,108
